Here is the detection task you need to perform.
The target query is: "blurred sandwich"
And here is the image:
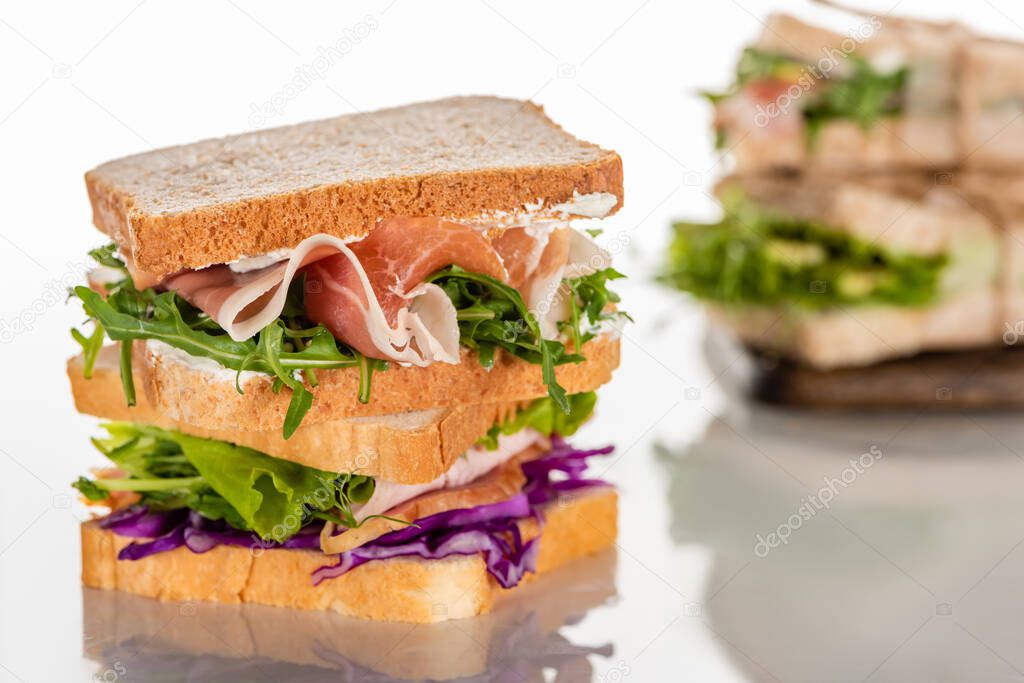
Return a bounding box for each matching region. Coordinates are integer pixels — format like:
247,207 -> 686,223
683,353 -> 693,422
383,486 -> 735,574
707,12 -> 966,172
68,96 -> 626,622
663,173 -> 1002,370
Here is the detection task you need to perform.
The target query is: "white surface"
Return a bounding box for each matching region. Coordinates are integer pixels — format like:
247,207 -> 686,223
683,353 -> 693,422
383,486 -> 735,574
2,1 -> 1024,681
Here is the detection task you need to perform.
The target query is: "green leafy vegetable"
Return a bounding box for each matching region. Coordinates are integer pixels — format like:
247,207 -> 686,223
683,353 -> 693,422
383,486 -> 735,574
476,392 -> 598,450
70,255 -> 383,438
802,57 -> 908,146
429,266 -> 580,413
561,268 -> 630,353
72,423 -> 382,542
661,193 -> 946,309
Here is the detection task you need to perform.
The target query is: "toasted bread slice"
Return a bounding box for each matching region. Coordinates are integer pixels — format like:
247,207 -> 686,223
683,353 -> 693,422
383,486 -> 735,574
85,96 -> 623,278
81,488 -> 617,623
121,333 -> 619,432
68,346 -> 532,484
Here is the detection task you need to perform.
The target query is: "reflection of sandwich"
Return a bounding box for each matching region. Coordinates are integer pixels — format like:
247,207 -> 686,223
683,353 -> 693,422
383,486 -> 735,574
83,548 -> 614,683
83,549 -> 617,681
69,97 -> 625,621
663,173 -> 1003,371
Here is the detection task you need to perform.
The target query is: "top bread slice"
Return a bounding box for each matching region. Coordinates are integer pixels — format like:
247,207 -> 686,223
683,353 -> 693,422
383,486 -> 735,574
85,96 -> 624,278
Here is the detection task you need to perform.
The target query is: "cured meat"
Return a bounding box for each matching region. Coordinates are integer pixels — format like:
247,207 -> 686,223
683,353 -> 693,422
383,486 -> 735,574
715,79 -> 805,138
303,217 -> 507,362
494,225 -> 612,338
162,217 -> 607,365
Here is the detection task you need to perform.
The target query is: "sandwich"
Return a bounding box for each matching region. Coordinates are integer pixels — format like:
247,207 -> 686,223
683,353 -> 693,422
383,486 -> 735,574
706,12 -> 965,172
662,173 -> 1004,374
68,96 -> 627,622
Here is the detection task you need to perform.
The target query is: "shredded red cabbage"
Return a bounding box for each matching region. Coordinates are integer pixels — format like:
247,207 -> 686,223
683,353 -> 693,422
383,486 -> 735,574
99,438 -> 613,590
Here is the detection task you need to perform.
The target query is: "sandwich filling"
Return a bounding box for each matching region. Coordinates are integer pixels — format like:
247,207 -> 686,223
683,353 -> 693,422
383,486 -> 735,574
707,47 -> 910,148
74,393 -> 611,589
72,206 -> 627,437
662,193 -> 948,309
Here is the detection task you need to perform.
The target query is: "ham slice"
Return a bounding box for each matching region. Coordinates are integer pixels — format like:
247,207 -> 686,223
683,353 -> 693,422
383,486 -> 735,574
162,218 -> 607,365
494,226 -> 613,338
302,217 -> 507,362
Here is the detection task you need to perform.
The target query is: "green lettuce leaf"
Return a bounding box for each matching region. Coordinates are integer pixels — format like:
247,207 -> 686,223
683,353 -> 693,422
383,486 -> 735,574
73,423 -> 377,542
477,392 -> 597,450
661,192 -> 946,309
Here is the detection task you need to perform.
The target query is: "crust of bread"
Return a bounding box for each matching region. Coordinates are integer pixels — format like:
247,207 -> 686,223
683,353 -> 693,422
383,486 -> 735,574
709,289 -> 999,369
85,97 -> 623,278
127,334 -> 619,432
81,488 -> 617,623
68,347 -> 527,484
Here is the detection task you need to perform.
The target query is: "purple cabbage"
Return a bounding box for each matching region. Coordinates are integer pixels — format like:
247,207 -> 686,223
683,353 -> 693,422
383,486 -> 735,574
106,508 -> 322,561
100,439 -> 613,589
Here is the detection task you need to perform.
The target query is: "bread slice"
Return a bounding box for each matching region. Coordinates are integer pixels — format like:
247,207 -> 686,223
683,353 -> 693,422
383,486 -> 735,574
126,333 -> 619,432
82,548 -> 616,680
710,289 -> 1000,370
68,346 -> 526,484
717,173 -> 998,261
730,116 -> 958,174
81,487 -> 617,623
85,96 -> 623,278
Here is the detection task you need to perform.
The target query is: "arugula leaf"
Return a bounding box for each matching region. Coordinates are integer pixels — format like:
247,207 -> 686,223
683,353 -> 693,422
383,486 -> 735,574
477,392 -> 597,450
561,268 -> 630,352
71,282 -> 383,437
661,192 -> 946,309
73,423 -> 383,542
428,266 -> 581,412
802,57 -> 908,147
70,323 -> 104,379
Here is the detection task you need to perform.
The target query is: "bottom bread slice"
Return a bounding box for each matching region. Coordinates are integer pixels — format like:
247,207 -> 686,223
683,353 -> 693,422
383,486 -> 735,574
82,488 -> 617,623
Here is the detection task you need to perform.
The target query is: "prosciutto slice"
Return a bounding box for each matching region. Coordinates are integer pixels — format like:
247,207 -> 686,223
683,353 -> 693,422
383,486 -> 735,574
162,217 -> 608,366
302,218 -> 507,363
493,225 -> 613,338
166,218 -> 507,366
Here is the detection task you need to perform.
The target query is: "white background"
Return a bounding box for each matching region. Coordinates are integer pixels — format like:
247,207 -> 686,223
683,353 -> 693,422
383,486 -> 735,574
4,1 -> 1024,681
